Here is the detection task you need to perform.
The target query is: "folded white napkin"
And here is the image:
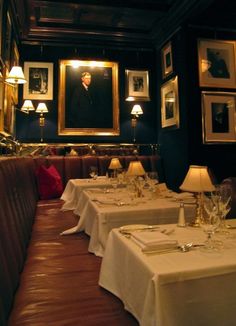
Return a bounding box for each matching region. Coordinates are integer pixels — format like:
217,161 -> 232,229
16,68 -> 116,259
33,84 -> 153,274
131,231 -> 178,252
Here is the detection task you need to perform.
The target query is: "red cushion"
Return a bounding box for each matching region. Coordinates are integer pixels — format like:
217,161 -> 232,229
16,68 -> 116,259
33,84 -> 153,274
36,164 -> 63,200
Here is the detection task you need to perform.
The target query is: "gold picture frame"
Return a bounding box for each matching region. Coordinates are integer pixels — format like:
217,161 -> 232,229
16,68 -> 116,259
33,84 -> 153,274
198,39 -> 236,88
161,41 -> 173,78
202,91 -> 236,143
161,76 -> 179,129
23,61 -> 54,100
125,69 -> 150,101
58,59 -> 119,136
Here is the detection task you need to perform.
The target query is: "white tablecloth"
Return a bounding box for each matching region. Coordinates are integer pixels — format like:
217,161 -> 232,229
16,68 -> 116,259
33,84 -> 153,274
61,177 -> 111,211
99,221 -> 236,326
61,184 -> 196,256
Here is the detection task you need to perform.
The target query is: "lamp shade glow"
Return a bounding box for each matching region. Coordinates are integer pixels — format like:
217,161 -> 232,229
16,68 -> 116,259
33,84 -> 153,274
126,161 -> 145,176
5,66 -> 27,84
21,100 -> 35,112
108,158 -> 122,170
180,165 -> 215,193
131,104 -> 143,116
36,103 -> 48,114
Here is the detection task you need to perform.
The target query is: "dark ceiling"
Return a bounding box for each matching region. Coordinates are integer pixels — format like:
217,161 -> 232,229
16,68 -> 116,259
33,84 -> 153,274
11,0 -> 236,49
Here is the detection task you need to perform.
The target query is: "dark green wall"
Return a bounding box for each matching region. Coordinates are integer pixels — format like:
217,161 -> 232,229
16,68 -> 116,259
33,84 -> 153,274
16,45 -> 157,145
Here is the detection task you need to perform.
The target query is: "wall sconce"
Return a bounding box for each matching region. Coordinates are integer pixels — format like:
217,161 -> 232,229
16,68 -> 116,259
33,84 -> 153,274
5,66 -> 27,85
180,165 -> 215,227
36,103 -> 48,142
21,100 -> 35,114
131,104 -> 143,143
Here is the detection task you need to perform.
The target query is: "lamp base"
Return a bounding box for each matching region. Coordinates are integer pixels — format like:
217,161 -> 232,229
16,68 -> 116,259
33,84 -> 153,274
189,192 -> 202,228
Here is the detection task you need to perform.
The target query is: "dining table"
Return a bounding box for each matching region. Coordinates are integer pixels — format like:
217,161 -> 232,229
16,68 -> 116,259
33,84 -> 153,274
60,178 -> 196,257
99,220 -> 236,326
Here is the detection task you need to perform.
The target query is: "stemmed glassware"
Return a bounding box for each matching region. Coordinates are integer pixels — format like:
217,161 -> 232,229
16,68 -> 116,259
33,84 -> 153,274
211,185 -> 231,234
89,166 -> 98,180
200,193 -> 221,251
110,175 -> 118,192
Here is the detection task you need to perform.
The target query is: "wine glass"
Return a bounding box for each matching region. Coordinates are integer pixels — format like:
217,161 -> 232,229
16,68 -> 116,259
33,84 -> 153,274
89,166 -> 98,180
200,194 -> 221,251
110,175 -> 118,192
216,184 -> 232,233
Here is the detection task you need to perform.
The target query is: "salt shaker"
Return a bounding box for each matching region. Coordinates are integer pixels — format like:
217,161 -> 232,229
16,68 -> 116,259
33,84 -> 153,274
177,202 -> 186,227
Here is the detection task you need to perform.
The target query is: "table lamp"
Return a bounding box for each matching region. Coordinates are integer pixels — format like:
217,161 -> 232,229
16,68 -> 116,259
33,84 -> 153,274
108,157 -> 122,178
180,165 -> 215,227
126,161 -> 146,197
126,161 -> 146,177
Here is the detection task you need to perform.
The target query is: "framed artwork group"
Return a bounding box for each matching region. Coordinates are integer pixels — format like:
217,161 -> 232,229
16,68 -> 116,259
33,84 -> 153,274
160,41 -> 179,129
198,39 -> 236,143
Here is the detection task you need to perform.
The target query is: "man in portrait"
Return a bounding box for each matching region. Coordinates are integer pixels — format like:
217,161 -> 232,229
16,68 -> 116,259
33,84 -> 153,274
207,48 -> 230,79
211,102 -> 229,133
65,68 -> 113,129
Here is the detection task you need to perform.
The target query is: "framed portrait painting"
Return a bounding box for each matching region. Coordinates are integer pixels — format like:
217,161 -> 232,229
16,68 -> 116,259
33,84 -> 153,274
161,76 -> 179,129
125,69 -> 150,101
161,41 -> 173,78
58,59 -> 119,136
198,39 -> 236,88
23,62 -> 53,100
201,91 -> 236,143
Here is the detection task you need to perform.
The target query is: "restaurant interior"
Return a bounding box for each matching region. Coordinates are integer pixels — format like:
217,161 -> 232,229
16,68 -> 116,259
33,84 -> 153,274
1,0 -> 236,325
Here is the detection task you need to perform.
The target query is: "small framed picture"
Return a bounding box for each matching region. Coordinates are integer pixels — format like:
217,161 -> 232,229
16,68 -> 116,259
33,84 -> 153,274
125,69 -> 150,101
198,39 -> 236,88
161,41 -> 173,78
23,62 -> 53,100
161,76 -> 179,129
202,91 -> 236,143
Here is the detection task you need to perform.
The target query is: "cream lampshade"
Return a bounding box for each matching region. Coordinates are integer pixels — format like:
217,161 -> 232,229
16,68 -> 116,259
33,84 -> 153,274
36,103 -> 48,114
108,158 -> 122,178
108,158 -> 122,170
131,104 -> 143,117
126,161 -> 145,176
5,66 -> 27,84
21,100 -> 35,113
180,165 -> 215,226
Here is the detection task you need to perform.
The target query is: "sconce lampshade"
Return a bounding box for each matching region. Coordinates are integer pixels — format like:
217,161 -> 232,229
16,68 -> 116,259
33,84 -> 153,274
5,66 -> 27,84
21,100 -> 35,113
36,103 -> 48,114
131,104 -> 143,117
180,165 -> 215,193
126,161 -> 146,176
108,158 -> 122,170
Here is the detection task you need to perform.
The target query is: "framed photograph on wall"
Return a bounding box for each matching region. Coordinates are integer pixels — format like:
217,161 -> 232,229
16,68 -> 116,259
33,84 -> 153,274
161,41 -> 173,78
58,59 -> 119,136
198,39 -> 236,88
125,69 -> 150,101
161,76 -> 179,129
202,91 -> 236,143
23,62 -> 53,100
